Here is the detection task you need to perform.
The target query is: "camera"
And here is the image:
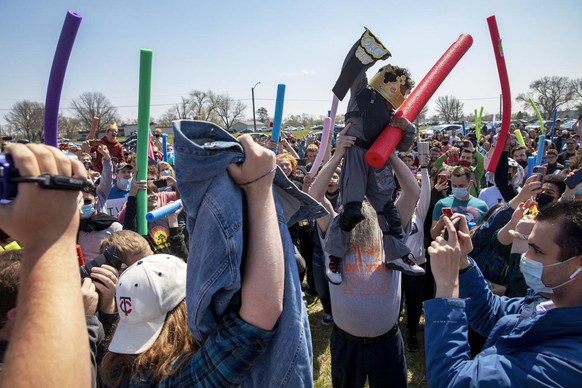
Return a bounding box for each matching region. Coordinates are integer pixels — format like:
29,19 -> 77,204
0,153 -> 18,201
79,245 -> 123,280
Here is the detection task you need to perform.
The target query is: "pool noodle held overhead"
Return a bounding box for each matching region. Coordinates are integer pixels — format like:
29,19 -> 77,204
366,33 -> 474,168
486,15 -> 512,173
44,11 -> 82,147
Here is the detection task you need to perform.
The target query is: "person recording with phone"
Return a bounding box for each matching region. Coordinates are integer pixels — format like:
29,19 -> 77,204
0,143 -> 92,386
432,140 -> 485,197
424,200 -> 582,387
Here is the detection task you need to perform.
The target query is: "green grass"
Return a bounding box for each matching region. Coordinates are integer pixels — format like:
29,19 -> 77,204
307,295 -> 428,387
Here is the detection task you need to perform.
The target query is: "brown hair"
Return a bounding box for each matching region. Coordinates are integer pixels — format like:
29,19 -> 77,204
452,166 -> 471,181
0,249 -> 22,329
157,162 -> 175,177
99,301 -> 198,385
147,165 -> 159,179
306,144 -> 319,154
99,230 -> 150,266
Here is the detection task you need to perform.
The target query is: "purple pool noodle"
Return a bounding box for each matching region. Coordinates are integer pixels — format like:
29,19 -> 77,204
44,11 -> 82,147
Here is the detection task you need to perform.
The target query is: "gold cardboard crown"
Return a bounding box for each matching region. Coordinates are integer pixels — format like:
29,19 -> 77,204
368,65 -> 410,109
355,27 -> 391,65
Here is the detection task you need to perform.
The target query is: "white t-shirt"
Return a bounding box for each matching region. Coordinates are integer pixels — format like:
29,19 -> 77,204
478,186 -> 505,209
319,214 -> 401,338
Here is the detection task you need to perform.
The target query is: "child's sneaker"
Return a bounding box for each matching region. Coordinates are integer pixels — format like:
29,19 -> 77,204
325,255 -> 343,284
386,254 -> 425,276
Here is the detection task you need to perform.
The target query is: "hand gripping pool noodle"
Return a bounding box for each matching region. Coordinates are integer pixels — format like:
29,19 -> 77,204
514,129 -> 526,147
44,11 -> 82,147
528,97 -> 545,137
485,16 -> 512,173
137,49 -> 153,236
536,134 -> 546,167
146,199 -> 182,222
89,116 -> 100,140
270,84 -> 286,154
162,133 -> 168,162
366,34 -> 473,168
309,117 -> 332,177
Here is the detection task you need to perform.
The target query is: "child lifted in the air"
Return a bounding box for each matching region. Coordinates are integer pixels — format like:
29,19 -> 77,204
325,27 -> 425,284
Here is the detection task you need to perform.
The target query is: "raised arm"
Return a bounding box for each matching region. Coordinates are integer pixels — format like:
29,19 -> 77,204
227,135 -> 283,331
309,125 -> 355,235
0,144 -> 91,387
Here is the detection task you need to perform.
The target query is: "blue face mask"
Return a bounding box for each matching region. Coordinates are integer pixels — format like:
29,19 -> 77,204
577,187 -> 582,195
80,204 -> 95,219
519,255 -> 581,294
452,186 -> 469,199
160,170 -> 171,176
118,177 -> 132,188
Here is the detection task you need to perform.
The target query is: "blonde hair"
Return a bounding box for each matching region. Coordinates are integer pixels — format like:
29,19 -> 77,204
99,301 -> 198,386
157,161 -> 175,177
99,230 -> 150,266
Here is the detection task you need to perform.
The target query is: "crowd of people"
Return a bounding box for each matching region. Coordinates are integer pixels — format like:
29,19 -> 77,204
1,107 -> 582,387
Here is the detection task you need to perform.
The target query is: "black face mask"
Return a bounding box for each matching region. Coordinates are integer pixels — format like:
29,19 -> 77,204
154,134 -> 161,138
83,161 -> 92,170
517,160 -> 529,169
536,192 -> 555,209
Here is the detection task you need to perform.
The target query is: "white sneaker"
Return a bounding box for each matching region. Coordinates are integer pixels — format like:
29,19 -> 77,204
325,255 -> 343,285
386,255 -> 425,276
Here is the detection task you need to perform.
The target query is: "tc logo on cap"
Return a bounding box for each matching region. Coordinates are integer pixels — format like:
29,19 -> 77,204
119,296 -> 132,316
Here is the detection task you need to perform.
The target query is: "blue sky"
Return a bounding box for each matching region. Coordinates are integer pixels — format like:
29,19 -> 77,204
1,0 -> 581,127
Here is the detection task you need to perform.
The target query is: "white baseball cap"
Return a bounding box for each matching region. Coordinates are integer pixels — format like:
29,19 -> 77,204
108,254 -> 186,354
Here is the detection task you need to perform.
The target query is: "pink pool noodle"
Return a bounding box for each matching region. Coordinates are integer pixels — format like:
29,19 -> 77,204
366,34 -> 473,168
44,11 -> 82,147
308,117 -> 331,177
486,15 -> 511,173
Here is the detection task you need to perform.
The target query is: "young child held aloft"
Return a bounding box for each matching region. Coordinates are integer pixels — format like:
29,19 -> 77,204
325,28 -> 424,284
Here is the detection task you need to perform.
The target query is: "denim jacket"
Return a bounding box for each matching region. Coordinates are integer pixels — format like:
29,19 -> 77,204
174,120 -> 326,387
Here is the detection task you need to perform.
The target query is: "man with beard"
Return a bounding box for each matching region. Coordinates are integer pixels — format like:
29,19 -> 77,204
310,129 -> 420,387
511,145 -> 530,171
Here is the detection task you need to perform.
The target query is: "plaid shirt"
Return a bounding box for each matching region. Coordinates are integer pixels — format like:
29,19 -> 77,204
149,313 -> 275,387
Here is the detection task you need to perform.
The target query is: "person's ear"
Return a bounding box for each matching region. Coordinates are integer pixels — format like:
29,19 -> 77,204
6,307 -> 16,321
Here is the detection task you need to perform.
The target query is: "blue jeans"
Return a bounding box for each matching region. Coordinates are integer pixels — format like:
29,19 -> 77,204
174,120 -> 324,387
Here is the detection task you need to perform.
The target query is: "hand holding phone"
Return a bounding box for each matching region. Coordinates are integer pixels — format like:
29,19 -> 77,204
532,166 -> 547,184
442,207 -> 453,218
443,217 -> 461,240
89,139 -> 101,147
566,168 -> 582,189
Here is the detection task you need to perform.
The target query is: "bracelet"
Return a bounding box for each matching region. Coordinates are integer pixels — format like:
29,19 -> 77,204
239,166 -> 277,186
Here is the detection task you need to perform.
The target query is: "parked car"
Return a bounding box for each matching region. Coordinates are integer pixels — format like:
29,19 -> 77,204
561,119 -> 578,131
423,124 -> 463,136
525,120 -> 553,130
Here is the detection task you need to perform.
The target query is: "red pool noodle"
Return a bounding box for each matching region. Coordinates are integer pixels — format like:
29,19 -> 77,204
366,34 -> 473,168
485,15 -> 511,173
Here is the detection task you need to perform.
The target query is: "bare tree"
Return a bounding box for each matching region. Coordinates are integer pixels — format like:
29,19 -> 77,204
214,94 -> 246,130
435,95 -> 464,122
58,115 -> 81,139
516,76 -> 575,119
70,92 -> 120,133
4,100 -> 45,141
189,90 -> 220,121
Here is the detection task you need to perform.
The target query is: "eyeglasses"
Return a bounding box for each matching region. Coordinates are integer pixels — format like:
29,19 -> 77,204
108,131 -> 118,136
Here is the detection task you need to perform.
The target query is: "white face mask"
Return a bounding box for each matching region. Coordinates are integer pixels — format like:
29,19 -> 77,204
519,255 -> 581,294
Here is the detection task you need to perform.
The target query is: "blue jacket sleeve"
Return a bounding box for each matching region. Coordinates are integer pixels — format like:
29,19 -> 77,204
459,261 -> 525,337
424,297 -> 575,387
